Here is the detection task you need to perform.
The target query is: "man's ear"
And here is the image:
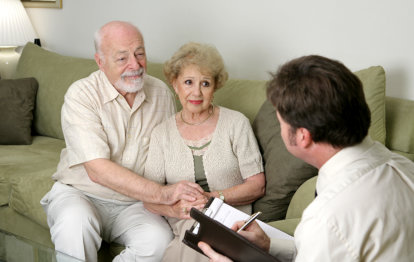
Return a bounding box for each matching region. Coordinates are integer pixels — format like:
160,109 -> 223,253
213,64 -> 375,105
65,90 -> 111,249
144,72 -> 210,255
297,127 -> 313,148
94,53 -> 104,70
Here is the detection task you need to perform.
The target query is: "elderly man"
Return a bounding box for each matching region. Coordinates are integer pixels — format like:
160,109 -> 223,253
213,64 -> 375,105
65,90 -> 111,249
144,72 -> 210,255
199,55 -> 414,262
41,21 -> 204,262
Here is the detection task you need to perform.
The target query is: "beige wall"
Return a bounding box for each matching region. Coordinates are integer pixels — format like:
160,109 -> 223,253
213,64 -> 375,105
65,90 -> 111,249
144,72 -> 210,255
25,0 -> 414,100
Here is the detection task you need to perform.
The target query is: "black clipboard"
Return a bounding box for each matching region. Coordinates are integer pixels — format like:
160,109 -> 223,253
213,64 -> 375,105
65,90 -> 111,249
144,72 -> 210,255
182,205 -> 280,262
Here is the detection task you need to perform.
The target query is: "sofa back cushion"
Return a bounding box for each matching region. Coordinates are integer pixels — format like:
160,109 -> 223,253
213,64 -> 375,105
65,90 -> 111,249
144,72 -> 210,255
14,43 -> 99,140
354,66 -> 386,145
13,45 -> 197,140
214,79 -> 267,123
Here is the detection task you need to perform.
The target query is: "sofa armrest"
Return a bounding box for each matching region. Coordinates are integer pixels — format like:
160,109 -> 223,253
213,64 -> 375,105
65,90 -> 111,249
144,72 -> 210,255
385,96 -> 414,161
285,176 -> 317,220
268,218 -> 301,236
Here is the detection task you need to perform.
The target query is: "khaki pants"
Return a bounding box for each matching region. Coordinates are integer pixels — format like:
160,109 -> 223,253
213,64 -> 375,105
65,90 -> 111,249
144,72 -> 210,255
41,182 -> 173,262
162,218 -> 209,262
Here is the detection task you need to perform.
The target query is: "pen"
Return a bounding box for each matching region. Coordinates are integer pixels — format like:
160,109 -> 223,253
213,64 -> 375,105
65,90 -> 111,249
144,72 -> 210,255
237,211 -> 262,233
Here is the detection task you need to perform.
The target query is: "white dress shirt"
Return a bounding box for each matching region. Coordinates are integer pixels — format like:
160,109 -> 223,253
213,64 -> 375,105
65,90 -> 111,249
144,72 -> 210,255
270,136 -> 414,261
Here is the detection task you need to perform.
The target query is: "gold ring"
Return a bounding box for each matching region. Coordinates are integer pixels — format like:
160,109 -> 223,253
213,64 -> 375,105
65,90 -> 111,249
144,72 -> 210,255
182,207 -> 188,214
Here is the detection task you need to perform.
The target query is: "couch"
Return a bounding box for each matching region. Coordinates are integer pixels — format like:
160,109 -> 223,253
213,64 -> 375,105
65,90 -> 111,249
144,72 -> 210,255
1,42 -> 413,261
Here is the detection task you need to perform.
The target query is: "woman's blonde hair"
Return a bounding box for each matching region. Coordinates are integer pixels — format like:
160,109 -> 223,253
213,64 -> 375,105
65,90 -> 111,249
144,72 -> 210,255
164,42 -> 229,90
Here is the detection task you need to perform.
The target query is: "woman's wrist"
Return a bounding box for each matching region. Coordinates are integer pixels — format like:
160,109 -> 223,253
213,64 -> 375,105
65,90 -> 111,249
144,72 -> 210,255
218,191 -> 225,202
203,191 -> 214,199
207,191 -> 225,201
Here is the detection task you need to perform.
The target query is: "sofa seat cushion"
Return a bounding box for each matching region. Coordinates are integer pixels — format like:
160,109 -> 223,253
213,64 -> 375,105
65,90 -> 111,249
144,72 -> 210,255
0,136 -> 65,228
0,206 -> 54,248
0,166 -> 14,206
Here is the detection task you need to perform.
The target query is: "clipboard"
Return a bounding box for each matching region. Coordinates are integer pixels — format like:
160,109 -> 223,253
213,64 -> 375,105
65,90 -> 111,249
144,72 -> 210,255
182,207 -> 281,262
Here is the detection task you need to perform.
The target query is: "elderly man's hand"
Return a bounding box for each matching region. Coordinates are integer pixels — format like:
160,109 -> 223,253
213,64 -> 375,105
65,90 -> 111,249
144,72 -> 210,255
160,180 -> 204,205
198,242 -> 233,262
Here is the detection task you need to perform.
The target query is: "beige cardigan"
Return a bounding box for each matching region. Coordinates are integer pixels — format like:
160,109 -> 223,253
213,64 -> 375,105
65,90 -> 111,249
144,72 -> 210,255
144,107 -> 264,214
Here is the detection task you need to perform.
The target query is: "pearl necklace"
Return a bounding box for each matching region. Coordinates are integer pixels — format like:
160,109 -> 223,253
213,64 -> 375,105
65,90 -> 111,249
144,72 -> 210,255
180,105 -> 215,126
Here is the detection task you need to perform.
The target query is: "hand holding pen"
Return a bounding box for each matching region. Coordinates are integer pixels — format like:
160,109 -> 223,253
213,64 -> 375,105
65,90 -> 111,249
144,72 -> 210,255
231,212 -> 271,252
237,211 -> 262,233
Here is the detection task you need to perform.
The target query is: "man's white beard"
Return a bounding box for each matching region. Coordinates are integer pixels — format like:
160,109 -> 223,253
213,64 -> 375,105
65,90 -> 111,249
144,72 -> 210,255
116,68 -> 145,93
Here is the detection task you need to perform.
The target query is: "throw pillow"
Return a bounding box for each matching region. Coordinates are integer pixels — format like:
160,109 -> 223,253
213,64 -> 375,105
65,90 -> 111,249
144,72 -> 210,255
0,78 -> 38,145
252,100 -> 318,222
253,66 -> 387,222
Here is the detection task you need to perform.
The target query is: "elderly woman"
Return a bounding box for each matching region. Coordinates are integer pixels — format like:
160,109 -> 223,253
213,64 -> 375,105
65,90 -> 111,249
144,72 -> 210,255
144,42 -> 265,262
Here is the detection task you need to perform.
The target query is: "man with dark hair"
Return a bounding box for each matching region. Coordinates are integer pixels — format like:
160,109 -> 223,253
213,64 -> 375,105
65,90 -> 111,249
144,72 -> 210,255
268,55 -> 371,148
199,55 -> 414,261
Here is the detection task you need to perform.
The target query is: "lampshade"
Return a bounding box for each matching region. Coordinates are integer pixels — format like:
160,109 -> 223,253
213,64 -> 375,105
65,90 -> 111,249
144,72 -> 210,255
0,0 -> 38,47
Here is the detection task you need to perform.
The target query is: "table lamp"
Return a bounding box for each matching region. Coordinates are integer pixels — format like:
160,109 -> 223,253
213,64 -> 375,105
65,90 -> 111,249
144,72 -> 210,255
0,0 -> 38,79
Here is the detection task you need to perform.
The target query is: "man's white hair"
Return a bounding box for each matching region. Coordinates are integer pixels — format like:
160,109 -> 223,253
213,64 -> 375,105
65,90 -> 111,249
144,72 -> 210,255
93,21 -> 144,63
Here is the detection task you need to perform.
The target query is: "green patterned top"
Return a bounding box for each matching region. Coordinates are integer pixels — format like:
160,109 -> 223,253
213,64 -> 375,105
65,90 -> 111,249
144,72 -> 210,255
187,139 -> 211,192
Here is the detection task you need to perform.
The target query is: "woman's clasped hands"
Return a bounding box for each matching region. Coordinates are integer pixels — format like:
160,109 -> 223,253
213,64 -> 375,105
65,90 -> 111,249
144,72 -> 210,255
172,193 -> 208,219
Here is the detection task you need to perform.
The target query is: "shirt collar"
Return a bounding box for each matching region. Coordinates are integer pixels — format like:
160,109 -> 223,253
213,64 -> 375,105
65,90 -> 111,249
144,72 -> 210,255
317,136 -> 375,193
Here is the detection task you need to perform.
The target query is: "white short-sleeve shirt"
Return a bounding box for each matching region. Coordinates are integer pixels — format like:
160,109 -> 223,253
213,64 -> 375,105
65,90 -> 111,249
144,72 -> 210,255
52,70 -> 175,201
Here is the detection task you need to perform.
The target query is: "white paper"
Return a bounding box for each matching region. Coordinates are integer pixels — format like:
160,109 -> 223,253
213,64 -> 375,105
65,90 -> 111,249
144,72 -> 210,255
193,198 -> 294,240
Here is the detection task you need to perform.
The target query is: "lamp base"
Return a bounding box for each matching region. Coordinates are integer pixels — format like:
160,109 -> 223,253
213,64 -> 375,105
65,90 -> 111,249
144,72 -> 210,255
0,47 -> 20,79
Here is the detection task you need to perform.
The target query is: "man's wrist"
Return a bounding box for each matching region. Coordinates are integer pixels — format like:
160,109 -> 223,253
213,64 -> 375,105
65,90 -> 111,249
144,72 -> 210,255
157,183 -> 167,204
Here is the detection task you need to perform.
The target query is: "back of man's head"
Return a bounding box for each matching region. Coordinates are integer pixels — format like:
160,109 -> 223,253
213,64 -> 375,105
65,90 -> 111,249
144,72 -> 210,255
267,55 -> 371,148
